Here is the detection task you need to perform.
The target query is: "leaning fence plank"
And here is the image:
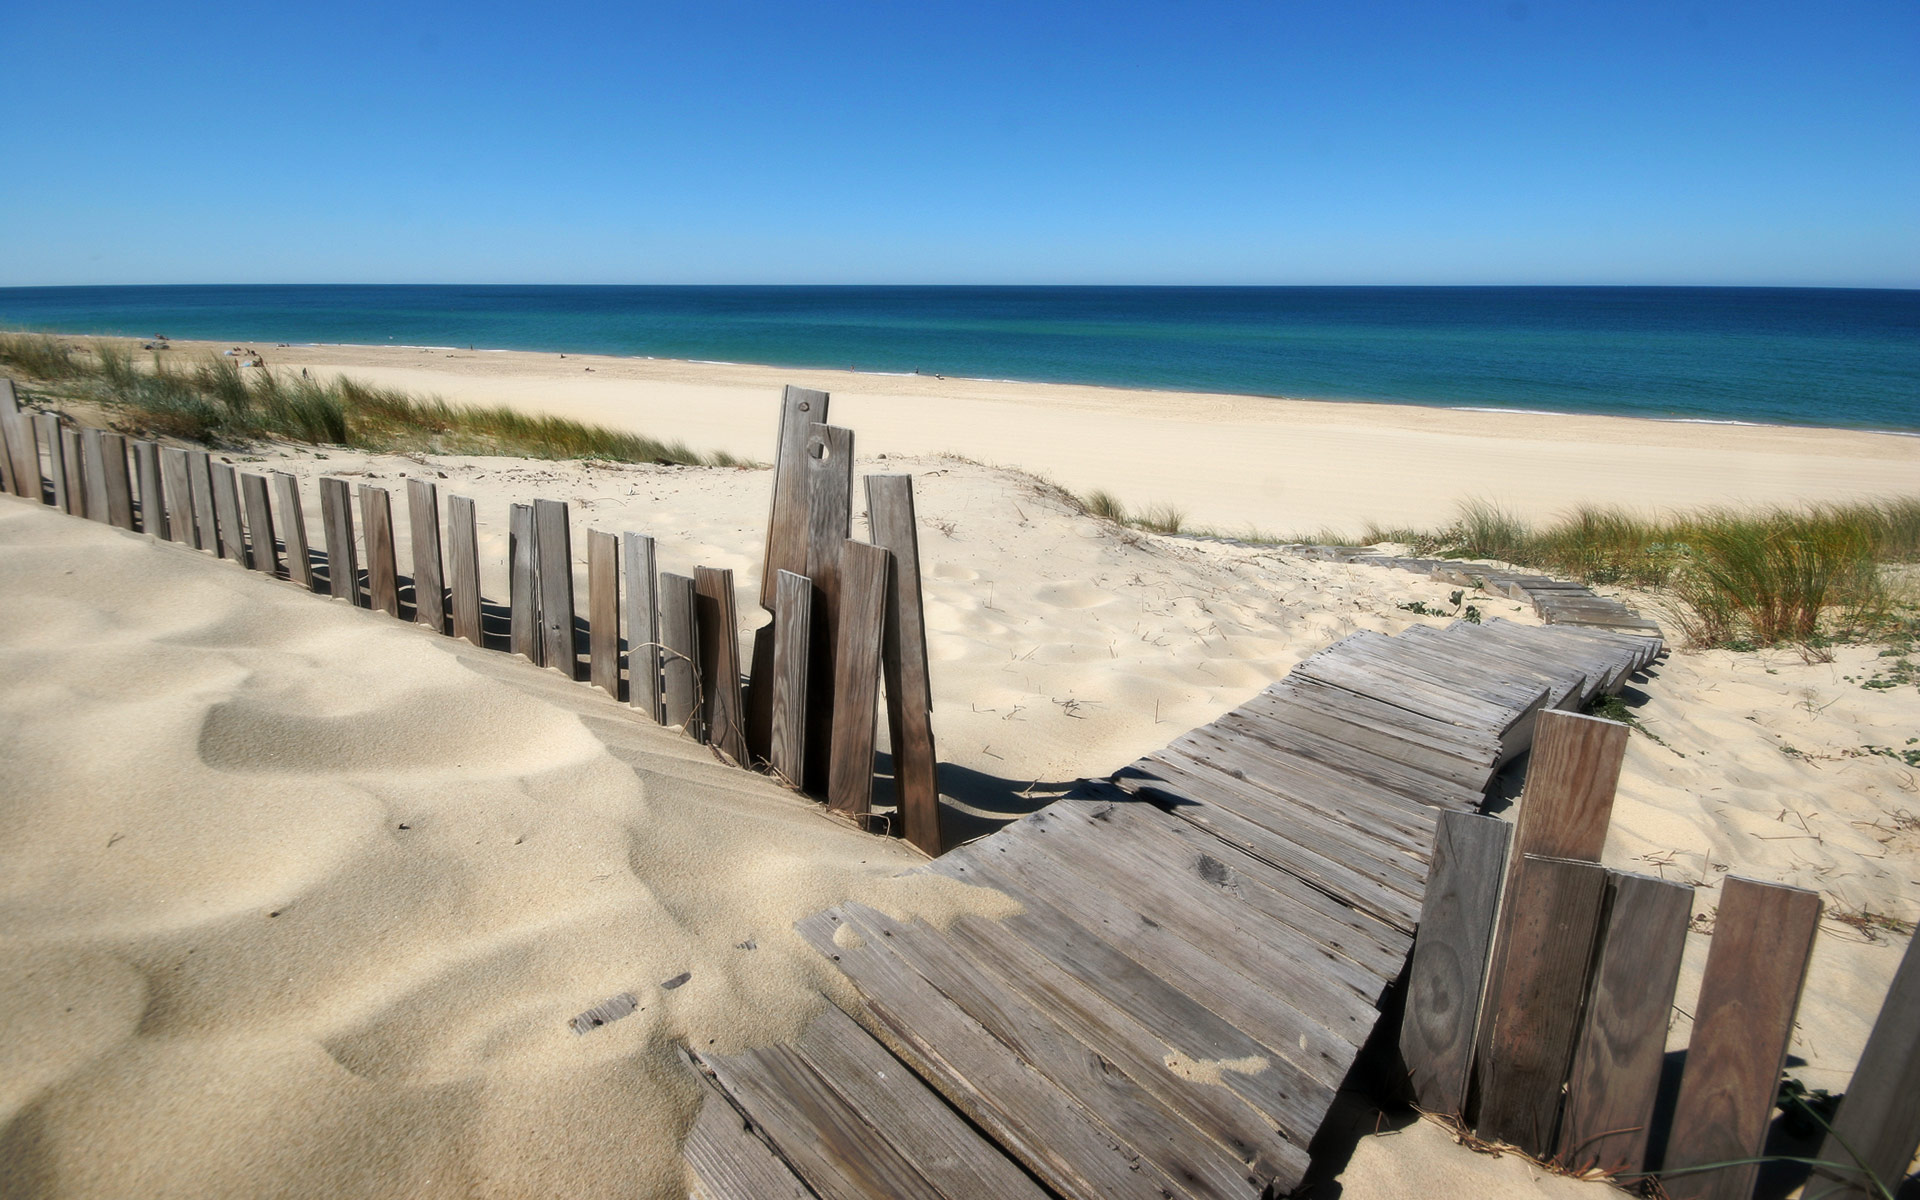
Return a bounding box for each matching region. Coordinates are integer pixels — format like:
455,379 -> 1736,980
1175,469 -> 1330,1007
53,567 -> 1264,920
802,423 -> 854,793
318,477 -> 358,602
1477,854 -> 1608,1158
273,472 -> 312,588
1556,871 -> 1693,1175
360,485 -> 399,615
1401,811 -> 1512,1118
1812,932 -> 1920,1199
241,473 -> 278,575
588,530 -> 621,699
695,566 -> 748,765
534,499 -> 576,677
82,428 -> 111,523
770,569 -> 812,788
99,433 -> 135,530
159,448 -> 192,545
1662,877 -> 1823,1200
211,462 -> 248,562
1512,711 -> 1629,863
447,494 -> 482,644
827,540 -> 890,821
0,384 -> 19,498
0,379 -> 36,498
40,415 -> 68,511
509,503 -> 541,663
659,572 -> 700,735
188,450 -> 220,549
623,532 -> 660,722
61,425 -> 88,517
866,474 -> 940,854
407,478 -> 446,633
133,440 -> 165,538
761,385 -> 830,609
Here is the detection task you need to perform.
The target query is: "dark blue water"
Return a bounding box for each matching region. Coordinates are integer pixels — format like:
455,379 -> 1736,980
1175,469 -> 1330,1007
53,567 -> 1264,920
1,285 -> 1914,431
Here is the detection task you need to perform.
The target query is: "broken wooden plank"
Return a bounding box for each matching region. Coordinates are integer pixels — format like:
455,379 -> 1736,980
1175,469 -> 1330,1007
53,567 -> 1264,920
866,474 -> 940,855
508,503 -> 541,662
802,423 -> 854,794
240,473 -> 278,575
407,478 -> 446,633
446,494 -> 482,644
695,566 -> 748,765
588,530 -> 620,699
659,572 -> 700,735
133,440 -> 165,538
623,531 -> 660,721
273,472 -> 312,589
827,540 -> 890,821
318,476 -> 358,602
1812,931 -> 1920,1200
770,569 -> 811,788
359,484 -> 399,616
1401,811 -> 1511,1119
534,498 -> 575,676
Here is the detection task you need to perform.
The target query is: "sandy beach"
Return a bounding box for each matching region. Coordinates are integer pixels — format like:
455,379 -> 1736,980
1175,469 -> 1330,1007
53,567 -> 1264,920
3,354 -> 1917,1197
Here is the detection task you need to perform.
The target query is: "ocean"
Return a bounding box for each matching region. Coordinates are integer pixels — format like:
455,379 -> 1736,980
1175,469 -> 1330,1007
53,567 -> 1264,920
1,285 -> 1914,432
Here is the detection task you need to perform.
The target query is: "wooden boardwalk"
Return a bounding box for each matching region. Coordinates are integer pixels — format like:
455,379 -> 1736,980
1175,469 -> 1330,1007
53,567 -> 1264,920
686,617 -> 1662,1199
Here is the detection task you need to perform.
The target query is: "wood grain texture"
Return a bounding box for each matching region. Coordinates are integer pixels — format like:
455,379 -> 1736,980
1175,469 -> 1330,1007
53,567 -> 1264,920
211,461 -> 248,563
407,478 -> 446,632
1401,811 -> 1511,1118
446,495 -> 482,644
770,570 -> 811,788
1662,877 -> 1822,1200
865,475 -> 940,855
1477,854 -> 1607,1158
81,428 -> 111,524
659,572 -> 699,734
0,379 -> 36,499
134,440 -> 165,538
534,499 -> 575,677
1514,710 -> 1629,863
681,1065 -> 814,1200
508,503 -> 540,663
188,450 -> 220,550
1557,871 -> 1692,1175
827,540 -> 889,820
41,415 -> 70,513
359,484 -> 399,615
240,473 -> 278,575
318,476 -> 358,602
273,472 -> 312,589
802,424 -> 854,794
695,566 -> 748,765
61,425 -> 88,518
99,433 -> 135,530
760,384 -> 830,609
622,532 -> 660,721
588,529 -> 620,699
1814,931 -> 1920,1198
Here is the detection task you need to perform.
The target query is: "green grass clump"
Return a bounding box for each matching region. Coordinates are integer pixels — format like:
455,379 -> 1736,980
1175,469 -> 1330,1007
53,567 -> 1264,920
1138,502 -> 1186,535
1081,489 -> 1128,523
0,334 -> 746,468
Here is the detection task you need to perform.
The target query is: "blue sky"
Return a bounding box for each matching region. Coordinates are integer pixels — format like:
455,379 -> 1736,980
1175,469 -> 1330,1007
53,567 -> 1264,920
0,0 -> 1914,286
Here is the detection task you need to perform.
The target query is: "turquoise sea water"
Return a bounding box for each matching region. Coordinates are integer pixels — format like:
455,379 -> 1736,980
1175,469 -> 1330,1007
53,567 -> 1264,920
0,285 -> 1914,432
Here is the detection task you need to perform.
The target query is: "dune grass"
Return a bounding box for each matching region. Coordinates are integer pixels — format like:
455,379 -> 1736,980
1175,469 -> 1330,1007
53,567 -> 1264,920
1074,488 -> 1186,535
0,333 -> 750,468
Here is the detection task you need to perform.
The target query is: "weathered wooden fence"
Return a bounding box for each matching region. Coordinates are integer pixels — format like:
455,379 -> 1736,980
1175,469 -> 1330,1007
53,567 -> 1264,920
0,379 -> 943,853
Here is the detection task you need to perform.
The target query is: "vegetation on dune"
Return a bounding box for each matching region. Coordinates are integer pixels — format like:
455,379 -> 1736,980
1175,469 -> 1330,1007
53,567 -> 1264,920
0,333 -> 751,468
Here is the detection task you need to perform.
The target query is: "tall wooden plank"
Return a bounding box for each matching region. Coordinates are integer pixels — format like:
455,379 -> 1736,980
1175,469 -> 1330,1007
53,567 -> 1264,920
39,415 -> 67,511
133,440 -> 165,538
622,532 -> 660,721
802,423 -> 854,793
211,461 -> 247,563
61,425 -> 88,517
695,566 -> 748,765
99,433 -> 135,530
318,476 -> 358,602
0,379 -> 36,498
508,503 -> 541,662
447,494 -> 482,644
659,572 -> 700,735
407,478 -> 446,633
82,428 -> 111,523
359,485 -> 399,615
588,530 -> 621,699
1513,710 -> 1629,863
865,474 -> 940,854
1556,871 -> 1693,1174
0,384 -> 18,498
1813,932 -> 1920,1198
1663,877 -> 1823,1200
1401,811 -> 1512,1118
272,472 -> 312,589
760,384 -> 830,609
827,540 -> 890,821
1477,854 -> 1608,1158
159,447 -> 192,545
534,499 -> 575,677
770,570 -> 811,788
240,473 -> 278,575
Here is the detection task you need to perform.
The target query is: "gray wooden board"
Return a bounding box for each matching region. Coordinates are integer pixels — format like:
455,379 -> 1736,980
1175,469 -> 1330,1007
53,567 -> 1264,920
827,540 -> 889,819
760,384 -> 829,610
865,475 -> 940,855
1444,625 -> 1609,706
1268,675 -> 1502,761
1397,626 -> 1587,710
1814,930 -> 1920,1198
1244,690 -> 1497,792
134,440 -> 164,537
1512,710 -> 1629,863
623,531 -> 660,720
1206,707 -> 1485,810
1292,648 -> 1523,737
240,473 -> 277,575
0,383 -> 25,497
771,569 -> 811,787
407,478 -> 445,632
273,472 -> 311,589
1400,811 -> 1512,1118
360,485 -> 399,615
1477,855 -> 1609,1158
41,415 -> 69,512
508,503 -> 540,662
695,566 -> 749,765
445,494 -> 481,643
1339,631 -> 1553,711
1662,877 -> 1823,1200
212,460 -> 247,562
81,427 -> 110,523
682,1065 -> 815,1200
793,908 -> 1213,1200
534,498 -> 575,675
188,450 -> 219,551
61,426 -> 87,517
802,424 -> 854,793
587,530 -> 621,698
659,572 -> 699,734
99,433 -> 134,529
319,476 -> 357,601
1557,870 -> 1693,1175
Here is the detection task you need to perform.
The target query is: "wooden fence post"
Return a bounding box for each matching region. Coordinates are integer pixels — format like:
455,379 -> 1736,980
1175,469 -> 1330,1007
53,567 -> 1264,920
866,474 -> 940,854
61,425 -> 88,517
273,472 -> 312,589
360,484 -> 399,616
407,478 -> 446,633
212,462 -> 247,563
99,433 -> 135,530
447,494 -> 482,644
659,572 -> 700,735
771,569 -> 812,788
160,448 -> 193,545
1400,810 -> 1512,1117
588,530 -> 620,699
1662,877 -> 1822,1200
623,531 -> 660,722
749,385 -> 830,758
509,503 -> 541,663
189,450 -> 220,549
0,380 -> 37,498
695,566 -> 748,765
1811,931 -> 1920,1198
82,428 -> 110,523
241,473 -> 278,575
134,440 -> 165,538
534,499 -> 574,676
318,477 -> 358,602
39,414 -> 67,511
827,540 -> 890,821
802,424 -> 854,793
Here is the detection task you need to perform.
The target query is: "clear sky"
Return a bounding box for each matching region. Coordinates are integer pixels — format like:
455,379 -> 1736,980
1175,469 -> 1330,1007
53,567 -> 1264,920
1,0 -> 1914,286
